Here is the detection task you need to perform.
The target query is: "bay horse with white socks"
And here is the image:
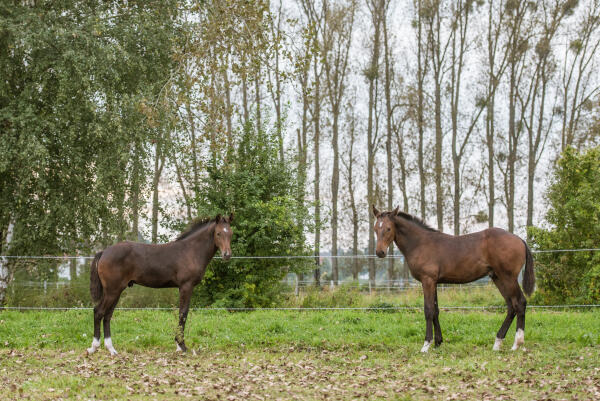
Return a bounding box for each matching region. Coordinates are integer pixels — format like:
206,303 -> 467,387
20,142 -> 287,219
372,206 -> 534,353
87,214 -> 233,355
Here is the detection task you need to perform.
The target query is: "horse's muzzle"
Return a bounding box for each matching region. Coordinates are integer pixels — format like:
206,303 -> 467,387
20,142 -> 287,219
222,251 -> 232,261
376,250 -> 386,258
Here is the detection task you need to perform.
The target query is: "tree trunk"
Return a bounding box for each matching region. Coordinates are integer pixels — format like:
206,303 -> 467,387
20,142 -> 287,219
0,220 -> 15,305
383,12 -> 394,282
131,143 -> 141,241
313,60 -> 321,288
223,66 -> 233,150
428,8 -> 444,232
296,59 -> 310,284
255,63 -> 261,132
331,109 -> 339,285
367,0 -> 383,287
242,53 -> 250,128
151,136 -> 165,244
270,1 -> 285,162
346,112 -> 359,281
415,0 -> 427,220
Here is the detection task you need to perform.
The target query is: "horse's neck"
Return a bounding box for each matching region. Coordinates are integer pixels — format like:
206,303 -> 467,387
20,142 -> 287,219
393,219 -> 429,257
184,223 -> 217,260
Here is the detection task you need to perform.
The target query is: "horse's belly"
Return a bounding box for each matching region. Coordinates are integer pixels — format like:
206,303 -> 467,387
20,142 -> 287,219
133,278 -> 178,289
438,262 -> 489,284
131,265 -> 178,288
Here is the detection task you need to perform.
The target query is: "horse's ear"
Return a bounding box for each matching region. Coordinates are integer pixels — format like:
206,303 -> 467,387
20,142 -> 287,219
228,212 -> 234,223
372,205 -> 380,217
215,214 -> 222,223
392,205 -> 399,216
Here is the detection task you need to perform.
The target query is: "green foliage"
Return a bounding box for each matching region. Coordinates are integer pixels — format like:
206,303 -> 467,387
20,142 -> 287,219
190,127 -> 311,308
0,1 -> 179,256
529,146 -> 600,304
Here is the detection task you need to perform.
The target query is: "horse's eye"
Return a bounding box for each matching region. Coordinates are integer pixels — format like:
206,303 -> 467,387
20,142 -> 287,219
217,232 -> 221,236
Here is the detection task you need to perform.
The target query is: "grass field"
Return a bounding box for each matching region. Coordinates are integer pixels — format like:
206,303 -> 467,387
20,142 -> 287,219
1,308 -> 599,400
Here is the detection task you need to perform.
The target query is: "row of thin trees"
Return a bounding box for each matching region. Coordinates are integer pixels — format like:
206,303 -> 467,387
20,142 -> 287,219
2,1 -> 599,296
166,0 -> 600,285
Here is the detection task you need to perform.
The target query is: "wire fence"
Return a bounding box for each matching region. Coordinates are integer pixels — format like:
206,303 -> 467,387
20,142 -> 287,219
1,304 -> 600,311
1,249 -> 599,311
1,248 -> 600,260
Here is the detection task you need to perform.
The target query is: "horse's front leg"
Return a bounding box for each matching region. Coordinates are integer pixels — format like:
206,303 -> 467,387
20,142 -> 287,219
175,283 -> 193,352
421,277 -> 437,353
433,286 -> 443,347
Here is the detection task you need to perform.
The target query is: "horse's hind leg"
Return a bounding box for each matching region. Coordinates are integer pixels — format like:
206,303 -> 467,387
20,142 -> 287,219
511,286 -> 526,350
492,276 -> 525,350
88,297 -> 110,354
102,290 -> 124,356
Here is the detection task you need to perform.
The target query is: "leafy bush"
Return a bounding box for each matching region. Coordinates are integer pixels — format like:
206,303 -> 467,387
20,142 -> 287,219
528,146 -> 600,304
190,127 -> 311,308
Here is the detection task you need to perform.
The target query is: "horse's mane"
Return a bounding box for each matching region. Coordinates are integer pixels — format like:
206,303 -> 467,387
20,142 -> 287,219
389,211 -> 438,232
176,217 -> 216,241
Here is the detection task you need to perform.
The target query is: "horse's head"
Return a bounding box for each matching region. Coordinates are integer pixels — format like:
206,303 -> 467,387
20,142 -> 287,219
214,213 -> 234,260
372,205 -> 399,258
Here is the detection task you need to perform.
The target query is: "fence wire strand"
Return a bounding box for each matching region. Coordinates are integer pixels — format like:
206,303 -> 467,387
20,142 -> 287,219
1,305 -> 600,311
1,248 -> 600,260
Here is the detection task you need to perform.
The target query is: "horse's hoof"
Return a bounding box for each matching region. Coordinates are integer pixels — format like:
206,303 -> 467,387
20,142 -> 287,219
87,338 -> 100,354
104,338 -> 118,356
511,329 -> 524,351
176,342 -> 187,353
420,341 -> 432,353
493,337 -> 503,351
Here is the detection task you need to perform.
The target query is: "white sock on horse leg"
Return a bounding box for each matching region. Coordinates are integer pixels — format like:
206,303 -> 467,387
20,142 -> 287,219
176,342 -> 183,352
511,329 -> 524,351
493,337 -> 503,351
420,341 -> 432,353
104,337 -> 118,356
87,337 -> 100,354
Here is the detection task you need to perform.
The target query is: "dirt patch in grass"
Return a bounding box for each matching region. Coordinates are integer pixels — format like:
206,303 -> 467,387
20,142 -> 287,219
1,346 -> 599,400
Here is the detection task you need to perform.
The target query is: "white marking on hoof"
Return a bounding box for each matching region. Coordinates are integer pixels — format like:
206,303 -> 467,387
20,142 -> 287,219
493,337 -> 503,351
176,342 -> 183,352
87,337 -> 100,354
511,329 -> 524,351
420,341 -> 432,353
104,337 -> 118,356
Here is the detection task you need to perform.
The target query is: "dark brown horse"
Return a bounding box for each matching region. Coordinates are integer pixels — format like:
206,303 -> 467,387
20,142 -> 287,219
372,206 -> 534,352
87,213 -> 233,355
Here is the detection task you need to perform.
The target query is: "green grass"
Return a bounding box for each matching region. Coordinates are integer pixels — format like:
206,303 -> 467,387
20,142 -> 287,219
1,309 -> 600,400
284,283 -> 507,308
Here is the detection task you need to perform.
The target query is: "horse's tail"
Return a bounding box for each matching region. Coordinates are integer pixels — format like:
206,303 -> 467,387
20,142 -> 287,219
90,251 -> 103,303
521,240 -> 535,296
